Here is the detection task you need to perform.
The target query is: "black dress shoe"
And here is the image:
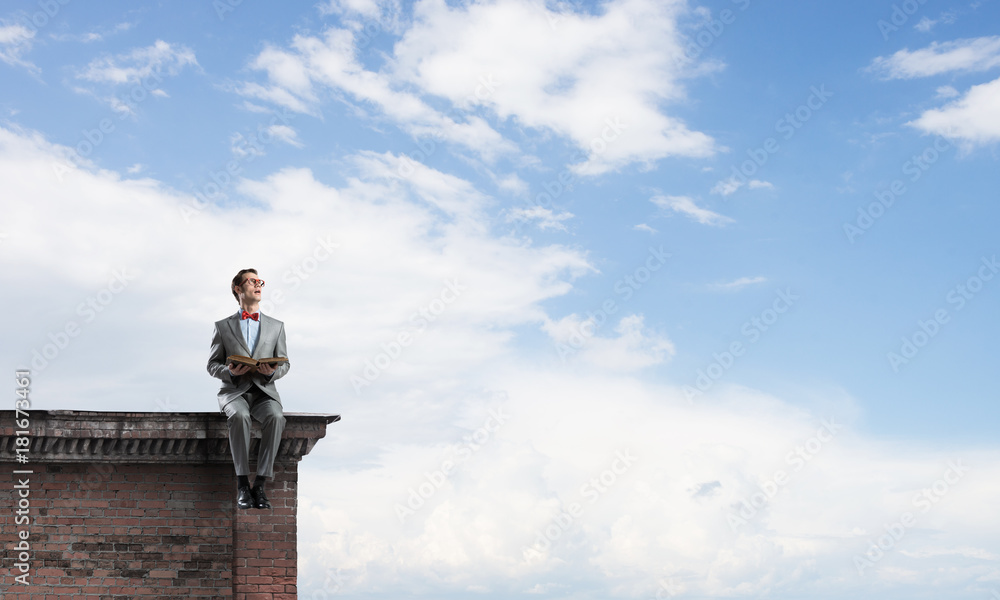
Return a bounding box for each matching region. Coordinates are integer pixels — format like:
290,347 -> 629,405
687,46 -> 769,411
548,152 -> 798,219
251,485 -> 271,509
237,486 -> 254,509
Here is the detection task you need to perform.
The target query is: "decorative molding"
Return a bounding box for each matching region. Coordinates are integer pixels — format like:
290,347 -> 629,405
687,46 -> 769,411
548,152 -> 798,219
0,410 -> 340,464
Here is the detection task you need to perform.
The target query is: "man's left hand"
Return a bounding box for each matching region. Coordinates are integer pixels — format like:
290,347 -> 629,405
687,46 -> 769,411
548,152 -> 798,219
257,363 -> 277,376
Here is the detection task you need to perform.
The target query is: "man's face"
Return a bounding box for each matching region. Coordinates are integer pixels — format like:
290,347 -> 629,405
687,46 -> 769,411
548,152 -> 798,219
236,273 -> 264,303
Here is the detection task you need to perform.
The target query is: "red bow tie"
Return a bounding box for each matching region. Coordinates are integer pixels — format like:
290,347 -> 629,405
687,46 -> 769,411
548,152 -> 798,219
241,311 -> 259,321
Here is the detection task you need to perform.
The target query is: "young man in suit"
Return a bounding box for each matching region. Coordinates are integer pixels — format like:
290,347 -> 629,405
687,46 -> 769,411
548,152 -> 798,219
207,268 -> 290,509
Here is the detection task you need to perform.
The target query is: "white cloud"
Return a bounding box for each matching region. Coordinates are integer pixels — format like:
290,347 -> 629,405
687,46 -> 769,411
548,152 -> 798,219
936,85 -> 960,98
651,194 -> 732,226
542,313 -> 674,371
868,36 -> 1000,79
240,100 -> 271,113
711,176 -> 743,196
494,172 -> 528,196
711,176 -> 773,196
51,31 -> 104,43
708,276 -> 767,292
237,81 -> 316,116
230,132 -> 262,159
633,223 -> 657,234
4,123 -> 1000,599
296,367 -> 1000,597
914,16 -> 937,32
580,313 -> 675,370
267,124 -> 304,148
900,546 -> 999,560
60,21 -> 136,44
349,150 -> 504,225
504,205 -> 573,231
391,0 -> 716,175
77,39 -> 198,85
0,22 -> 38,74
939,9 -> 959,25
241,0 -> 718,174
0,124 -> 593,405
320,0 -> 401,25
0,23 -> 30,45
908,76 -> 1000,145
50,21 -> 135,44
71,40 -> 197,114
239,28 -> 516,162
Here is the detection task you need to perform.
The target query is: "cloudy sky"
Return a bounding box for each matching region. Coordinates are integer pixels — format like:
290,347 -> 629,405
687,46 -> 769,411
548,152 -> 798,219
3,0 -> 1000,597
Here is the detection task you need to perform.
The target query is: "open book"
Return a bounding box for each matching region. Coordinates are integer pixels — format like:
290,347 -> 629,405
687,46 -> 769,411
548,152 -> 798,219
227,355 -> 288,368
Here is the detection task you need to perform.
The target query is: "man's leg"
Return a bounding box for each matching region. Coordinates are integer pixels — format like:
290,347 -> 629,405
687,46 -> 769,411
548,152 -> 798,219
223,396 -> 255,509
250,397 -> 285,480
223,397 -> 253,478
247,396 -> 284,509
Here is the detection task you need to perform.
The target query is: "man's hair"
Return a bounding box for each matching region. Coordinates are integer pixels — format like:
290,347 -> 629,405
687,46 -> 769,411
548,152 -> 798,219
232,268 -> 258,303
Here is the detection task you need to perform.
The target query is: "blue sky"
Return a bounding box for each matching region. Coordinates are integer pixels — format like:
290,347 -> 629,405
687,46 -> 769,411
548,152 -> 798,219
3,0 -> 1000,598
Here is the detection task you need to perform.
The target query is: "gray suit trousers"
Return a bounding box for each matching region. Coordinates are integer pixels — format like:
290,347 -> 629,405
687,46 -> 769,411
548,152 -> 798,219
223,386 -> 286,479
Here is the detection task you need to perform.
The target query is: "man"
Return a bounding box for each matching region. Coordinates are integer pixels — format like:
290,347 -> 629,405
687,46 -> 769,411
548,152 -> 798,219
207,268 -> 290,509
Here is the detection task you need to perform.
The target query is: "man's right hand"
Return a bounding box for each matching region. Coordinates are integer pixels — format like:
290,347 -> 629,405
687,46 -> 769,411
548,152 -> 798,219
228,363 -> 252,376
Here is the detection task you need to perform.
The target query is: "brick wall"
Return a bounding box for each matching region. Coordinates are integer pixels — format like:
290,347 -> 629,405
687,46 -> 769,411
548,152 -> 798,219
234,463 -> 297,600
0,411 -> 336,599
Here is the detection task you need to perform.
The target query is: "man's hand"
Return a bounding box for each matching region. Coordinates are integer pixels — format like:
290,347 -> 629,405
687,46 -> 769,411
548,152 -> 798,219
228,363 -> 252,376
257,362 -> 277,376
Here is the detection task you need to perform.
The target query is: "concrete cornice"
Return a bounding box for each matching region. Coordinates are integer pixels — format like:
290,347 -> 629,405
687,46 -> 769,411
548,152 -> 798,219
0,410 -> 340,464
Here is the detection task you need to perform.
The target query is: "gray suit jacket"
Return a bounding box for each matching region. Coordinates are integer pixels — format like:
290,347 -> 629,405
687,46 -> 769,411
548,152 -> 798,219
207,312 -> 290,413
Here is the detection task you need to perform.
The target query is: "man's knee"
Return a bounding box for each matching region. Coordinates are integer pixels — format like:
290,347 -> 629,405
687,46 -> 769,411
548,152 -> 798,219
263,409 -> 285,429
227,405 -> 251,425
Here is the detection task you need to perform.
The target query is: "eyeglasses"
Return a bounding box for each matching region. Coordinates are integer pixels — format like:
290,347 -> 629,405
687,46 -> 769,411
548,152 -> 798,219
243,278 -> 265,287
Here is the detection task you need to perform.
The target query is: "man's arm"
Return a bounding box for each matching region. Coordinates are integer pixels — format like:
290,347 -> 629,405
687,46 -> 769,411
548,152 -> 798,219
271,322 -> 291,380
208,323 -> 251,381
258,322 -> 291,381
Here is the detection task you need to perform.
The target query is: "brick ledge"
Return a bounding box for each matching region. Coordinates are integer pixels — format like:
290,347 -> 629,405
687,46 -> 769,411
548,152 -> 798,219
0,410 -> 340,464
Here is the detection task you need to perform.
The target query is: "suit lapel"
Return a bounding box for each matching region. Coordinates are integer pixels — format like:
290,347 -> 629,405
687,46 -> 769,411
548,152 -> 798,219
253,315 -> 274,359
227,314 -> 252,356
